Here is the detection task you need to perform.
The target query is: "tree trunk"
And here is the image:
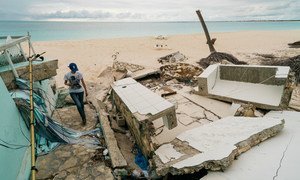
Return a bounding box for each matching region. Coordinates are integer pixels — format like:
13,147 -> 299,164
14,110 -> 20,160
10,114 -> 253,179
196,10 -> 216,53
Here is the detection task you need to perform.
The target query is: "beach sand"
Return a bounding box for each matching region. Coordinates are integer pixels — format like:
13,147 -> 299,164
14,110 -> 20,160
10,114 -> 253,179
33,30 -> 300,87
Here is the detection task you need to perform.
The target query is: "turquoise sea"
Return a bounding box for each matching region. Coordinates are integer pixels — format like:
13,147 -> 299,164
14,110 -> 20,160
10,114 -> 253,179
0,21 -> 300,41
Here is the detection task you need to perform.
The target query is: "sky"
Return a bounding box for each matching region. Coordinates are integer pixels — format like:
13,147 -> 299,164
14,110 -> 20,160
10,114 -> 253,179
0,0 -> 299,21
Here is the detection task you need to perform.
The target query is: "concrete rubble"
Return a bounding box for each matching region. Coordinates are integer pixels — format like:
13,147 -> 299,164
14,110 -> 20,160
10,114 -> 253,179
153,116 -> 284,176
9,35 -> 295,179
158,51 -> 187,64
112,60 -> 145,73
51,60 -> 296,179
160,63 -> 203,83
102,62 -> 296,178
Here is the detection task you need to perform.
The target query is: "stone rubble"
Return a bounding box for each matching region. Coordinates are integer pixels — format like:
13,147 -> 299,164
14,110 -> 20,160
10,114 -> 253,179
160,63 -> 203,83
158,51 -> 187,64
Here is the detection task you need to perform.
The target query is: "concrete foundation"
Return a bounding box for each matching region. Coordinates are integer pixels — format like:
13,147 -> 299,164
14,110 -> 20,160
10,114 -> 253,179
111,78 -> 177,157
197,64 -> 293,110
153,116 -> 284,176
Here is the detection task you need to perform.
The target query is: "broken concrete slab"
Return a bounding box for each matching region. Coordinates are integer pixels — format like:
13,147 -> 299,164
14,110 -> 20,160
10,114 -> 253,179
0,59 -> 58,90
135,84 -> 233,148
289,85 -> 300,111
197,64 -> 293,110
131,67 -> 160,80
158,51 -> 187,64
90,66 -> 127,108
153,116 -> 284,176
111,77 -> 177,157
113,61 -> 144,73
178,86 -> 234,118
150,92 -> 222,146
96,101 -> 127,168
159,86 -> 177,97
203,111 -> 300,180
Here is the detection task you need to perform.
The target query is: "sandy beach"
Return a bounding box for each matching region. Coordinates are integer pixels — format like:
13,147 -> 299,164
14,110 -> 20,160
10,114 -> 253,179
33,30 -> 300,87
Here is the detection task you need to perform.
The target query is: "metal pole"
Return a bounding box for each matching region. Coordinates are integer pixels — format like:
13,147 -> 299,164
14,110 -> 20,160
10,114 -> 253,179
29,55 -> 36,180
196,10 -> 216,53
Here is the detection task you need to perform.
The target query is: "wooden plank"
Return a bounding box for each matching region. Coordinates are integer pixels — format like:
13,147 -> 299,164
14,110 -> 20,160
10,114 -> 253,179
4,50 -> 19,78
0,36 -> 30,52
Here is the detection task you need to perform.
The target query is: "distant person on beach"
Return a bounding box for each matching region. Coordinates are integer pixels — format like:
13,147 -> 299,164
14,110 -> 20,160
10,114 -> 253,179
64,63 -> 88,125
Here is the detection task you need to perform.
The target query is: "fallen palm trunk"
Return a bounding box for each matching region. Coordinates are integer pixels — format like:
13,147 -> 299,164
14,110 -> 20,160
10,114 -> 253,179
198,52 -> 247,68
195,10 -> 247,68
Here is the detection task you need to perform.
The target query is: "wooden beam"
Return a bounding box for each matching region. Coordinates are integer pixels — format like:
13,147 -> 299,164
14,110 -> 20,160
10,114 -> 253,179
0,36 -> 30,52
3,50 -> 19,78
0,36 -> 24,40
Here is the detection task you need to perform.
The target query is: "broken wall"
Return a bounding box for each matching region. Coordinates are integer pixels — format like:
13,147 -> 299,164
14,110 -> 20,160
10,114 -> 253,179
197,64 -> 293,109
111,90 -> 155,157
111,78 -> 177,158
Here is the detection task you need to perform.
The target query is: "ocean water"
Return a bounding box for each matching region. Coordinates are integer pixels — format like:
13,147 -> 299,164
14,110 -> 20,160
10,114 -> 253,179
0,21 -> 300,41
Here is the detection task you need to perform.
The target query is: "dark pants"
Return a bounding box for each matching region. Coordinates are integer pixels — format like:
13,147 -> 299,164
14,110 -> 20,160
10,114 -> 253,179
70,92 -> 86,122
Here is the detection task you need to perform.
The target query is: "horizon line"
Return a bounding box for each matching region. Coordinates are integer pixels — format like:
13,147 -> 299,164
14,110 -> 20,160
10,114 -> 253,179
0,20 -> 300,23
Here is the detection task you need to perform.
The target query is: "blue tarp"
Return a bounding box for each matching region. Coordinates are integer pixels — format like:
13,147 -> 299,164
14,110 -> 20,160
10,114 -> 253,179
11,78 -> 100,155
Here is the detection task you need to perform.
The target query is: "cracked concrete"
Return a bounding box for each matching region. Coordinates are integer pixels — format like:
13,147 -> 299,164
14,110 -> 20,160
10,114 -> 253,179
151,85 -> 233,147
273,135 -> 293,180
203,111 -> 300,180
154,116 -> 284,176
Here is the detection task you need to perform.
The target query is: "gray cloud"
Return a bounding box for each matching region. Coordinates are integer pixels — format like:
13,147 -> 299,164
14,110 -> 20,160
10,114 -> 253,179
0,0 -> 299,21
31,10 -> 145,21
37,10 -> 113,19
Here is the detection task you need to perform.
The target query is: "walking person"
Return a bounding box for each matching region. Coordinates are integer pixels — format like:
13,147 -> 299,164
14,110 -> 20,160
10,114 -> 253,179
64,63 -> 88,125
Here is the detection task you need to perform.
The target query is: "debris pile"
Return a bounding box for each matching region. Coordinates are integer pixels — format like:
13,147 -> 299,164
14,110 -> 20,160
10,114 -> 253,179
155,35 -> 168,40
288,41 -> 300,48
234,104 -> 256,117
160,63 -> 203,83
158,51 -> 187,64
198,52 -> 247,68
113,61 -> 145,73
0,53 -> 25,66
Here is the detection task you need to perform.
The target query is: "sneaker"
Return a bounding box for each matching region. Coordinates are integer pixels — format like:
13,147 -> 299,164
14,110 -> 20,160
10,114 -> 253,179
82,119 -> 86,126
